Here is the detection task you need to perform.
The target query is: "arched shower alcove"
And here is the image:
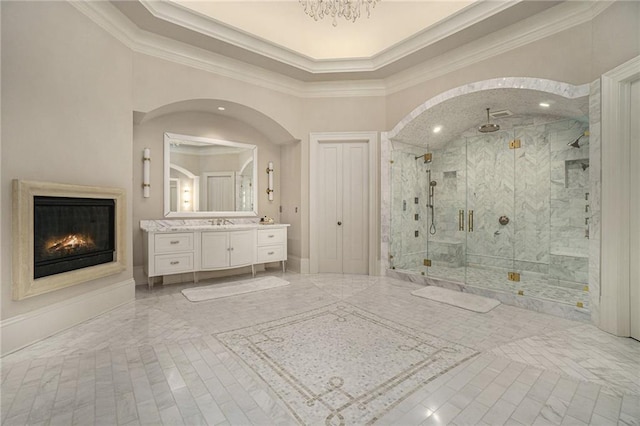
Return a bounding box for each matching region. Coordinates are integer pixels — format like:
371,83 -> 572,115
381,78 -> 598,321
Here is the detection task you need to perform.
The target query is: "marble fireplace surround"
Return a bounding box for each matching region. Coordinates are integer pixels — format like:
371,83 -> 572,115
12,180 -> 126,300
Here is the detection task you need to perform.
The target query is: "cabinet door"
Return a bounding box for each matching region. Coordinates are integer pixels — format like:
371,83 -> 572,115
201,232 -> 229,269
229,230 -> 255,267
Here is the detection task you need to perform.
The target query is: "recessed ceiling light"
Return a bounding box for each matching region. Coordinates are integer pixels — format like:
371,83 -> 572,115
433,126 -> 442,133
539,102 -> 550,108
217,106 -> 226,111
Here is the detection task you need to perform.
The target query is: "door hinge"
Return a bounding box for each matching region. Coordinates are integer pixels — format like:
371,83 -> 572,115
509,139 -> 521,149
508,272 -> 521,282
423,259 -> 431,267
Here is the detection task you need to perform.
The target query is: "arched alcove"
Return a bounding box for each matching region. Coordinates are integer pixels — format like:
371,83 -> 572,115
381,77 -> 598,322
135,99 -> 299,145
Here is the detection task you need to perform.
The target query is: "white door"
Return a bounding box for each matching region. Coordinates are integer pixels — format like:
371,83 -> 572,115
630,79 -> 640,341
317,142 -> 369,274
206,173 -> 234,211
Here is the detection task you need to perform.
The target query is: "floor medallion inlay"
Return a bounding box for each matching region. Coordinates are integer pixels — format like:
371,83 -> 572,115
217,303 -> 478,425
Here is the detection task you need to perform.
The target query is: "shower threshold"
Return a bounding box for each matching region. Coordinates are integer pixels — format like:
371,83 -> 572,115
388,266 -> 590,322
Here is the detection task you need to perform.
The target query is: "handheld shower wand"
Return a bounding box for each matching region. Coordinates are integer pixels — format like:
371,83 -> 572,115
426,170 -> 437,235
429,180 -> 437,235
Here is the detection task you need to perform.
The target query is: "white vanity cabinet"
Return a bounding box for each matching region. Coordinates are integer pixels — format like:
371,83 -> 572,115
142,223 -> 289,289
201,230 -> 255,270
147,232 -> 195,279
257,227 -> 287,271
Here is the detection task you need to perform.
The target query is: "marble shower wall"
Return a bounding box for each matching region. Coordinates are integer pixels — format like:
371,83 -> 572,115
389,118 -> 590,285
588,79 -> 601,325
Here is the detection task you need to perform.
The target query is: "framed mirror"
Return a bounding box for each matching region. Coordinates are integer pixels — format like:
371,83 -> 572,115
163,132 -> 258,217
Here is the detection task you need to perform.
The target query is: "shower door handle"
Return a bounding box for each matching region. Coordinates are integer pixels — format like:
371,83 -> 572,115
468,210 -> 474,232
458,210 -> 464,231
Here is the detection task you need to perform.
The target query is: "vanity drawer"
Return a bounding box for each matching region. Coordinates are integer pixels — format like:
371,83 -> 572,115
257,245 -> 285,263
154,253 -> 194,275
257,228 -> 286,246
154,233 -> 194,253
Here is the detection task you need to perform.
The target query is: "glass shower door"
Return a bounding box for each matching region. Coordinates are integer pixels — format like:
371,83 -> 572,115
513,124 -> 551,299
465,131 -> 516,293
389,149 -> 429,274
425,138 -> 467,284
514,120 -> 590,308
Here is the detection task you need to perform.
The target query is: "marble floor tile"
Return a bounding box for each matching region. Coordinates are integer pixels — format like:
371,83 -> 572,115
1,272 -> 639,425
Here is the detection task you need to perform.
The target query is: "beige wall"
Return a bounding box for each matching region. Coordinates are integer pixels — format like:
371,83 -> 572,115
591,1 -> 640,78
133,54 -> 304,141
385,1 -> 640,130
1,2 -> 133,322
1,0 -> 638,347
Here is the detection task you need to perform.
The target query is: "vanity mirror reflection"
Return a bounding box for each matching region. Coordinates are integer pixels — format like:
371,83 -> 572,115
163,132 -> 258,217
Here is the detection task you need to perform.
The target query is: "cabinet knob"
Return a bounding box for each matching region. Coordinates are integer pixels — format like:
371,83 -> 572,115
268,251 -> 275,255
337,221 -> 342,226
268,234 -> 275,238
170,240 -> 179,244
170,261 -> 179,265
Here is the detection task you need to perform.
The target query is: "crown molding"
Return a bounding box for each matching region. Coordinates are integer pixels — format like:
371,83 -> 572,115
70,1 -> 306,97
300,80 -> 386,98
369,1 -> 517,71
71,0 -> 614,100
384,0 -> 613,95
139,0 -> 517,74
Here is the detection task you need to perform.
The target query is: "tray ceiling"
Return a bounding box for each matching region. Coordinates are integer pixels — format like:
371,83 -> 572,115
111,0 -> 563,81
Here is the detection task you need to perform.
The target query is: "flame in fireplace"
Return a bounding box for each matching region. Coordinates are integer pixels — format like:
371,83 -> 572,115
47,234 -> 96,253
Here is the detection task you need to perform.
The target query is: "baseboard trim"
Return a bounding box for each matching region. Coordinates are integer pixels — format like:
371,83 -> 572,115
133,265 -> 146,286
1,278 -> 135,357
285,255 -> 301,273
299,257 -> 310,274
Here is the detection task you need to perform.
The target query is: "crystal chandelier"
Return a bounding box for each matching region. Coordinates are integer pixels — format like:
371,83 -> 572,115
300,0 -> 380,26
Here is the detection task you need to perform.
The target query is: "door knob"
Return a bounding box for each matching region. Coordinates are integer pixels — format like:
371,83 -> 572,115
337,221 -> 342,226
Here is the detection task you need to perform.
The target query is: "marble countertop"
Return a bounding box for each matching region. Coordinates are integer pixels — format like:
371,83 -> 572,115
140,219 -> 289,232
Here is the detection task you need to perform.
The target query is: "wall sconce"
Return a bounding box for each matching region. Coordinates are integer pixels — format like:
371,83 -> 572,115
183,186 -> 190,206
266,161 -> 274,201
142,148 -> 151,198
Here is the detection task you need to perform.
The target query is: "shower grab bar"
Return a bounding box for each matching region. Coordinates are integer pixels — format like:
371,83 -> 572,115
458,210 -> 464,231
468,210 -> 474,232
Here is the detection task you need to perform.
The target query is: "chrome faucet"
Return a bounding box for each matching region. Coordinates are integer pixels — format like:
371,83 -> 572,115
209,218 -> 234,225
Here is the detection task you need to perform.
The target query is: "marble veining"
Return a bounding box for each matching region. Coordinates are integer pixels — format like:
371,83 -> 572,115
387,117 -> 592,317
140,219 -> 286,232
1,273 -> 638,425
218,302 -> 478,425
388,78 -> 589,141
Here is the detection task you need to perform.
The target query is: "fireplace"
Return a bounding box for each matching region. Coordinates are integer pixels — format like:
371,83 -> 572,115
13,180 -> 126,300
33,197 -> 116,279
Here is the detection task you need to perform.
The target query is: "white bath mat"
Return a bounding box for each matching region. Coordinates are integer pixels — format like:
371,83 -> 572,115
182,276 -> 289,302
411,286 -> 500,313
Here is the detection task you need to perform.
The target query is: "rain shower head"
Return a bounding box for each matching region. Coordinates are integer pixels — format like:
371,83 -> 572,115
478,108 -> 500,133
568,130 -> 590,148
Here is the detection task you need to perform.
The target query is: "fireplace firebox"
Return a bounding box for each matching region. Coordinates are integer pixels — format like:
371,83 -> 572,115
33,196 -> 116,279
